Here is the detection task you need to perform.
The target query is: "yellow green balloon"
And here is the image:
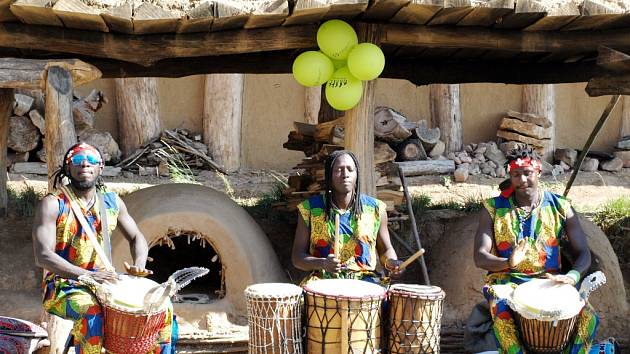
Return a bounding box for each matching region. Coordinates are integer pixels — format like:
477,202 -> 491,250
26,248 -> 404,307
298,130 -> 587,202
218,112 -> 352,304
318,50 -> 346,69
325,67 -> 363,111
347,43 -> 385,81
317,20 -> 358,60
292,51 -> 334,87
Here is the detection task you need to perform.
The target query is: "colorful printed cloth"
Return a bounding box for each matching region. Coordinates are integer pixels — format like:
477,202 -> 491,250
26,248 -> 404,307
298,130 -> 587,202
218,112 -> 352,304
42,187 -> 173,353
482,191 -> 598,354
297,194 -> 386,285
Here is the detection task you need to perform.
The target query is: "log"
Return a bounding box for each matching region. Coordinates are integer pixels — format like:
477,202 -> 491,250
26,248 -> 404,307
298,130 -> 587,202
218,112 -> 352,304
8,115 -> 40,152
304,86 -> 320,125
499,117 -> 551,140
397,138 -> 426,161
45,66 -> 77,192
374,106 -> 413,144
430,84 -> 462,154
13,93 -> 33,116
622,96 -> 630,139
396,160 -> 456,176
114,77 -> 160,157
29,109 -> 45,135
78,128 -> 121,163
374,141 -> 396,164
415,120 -> 440,151
314,117 -> 345,142
522,84 -> 555,160
0,58 -> 101,90
0,88 -> 12,216
345,23 -> 377,196
9,0 -> 64,27
203,74 -> 243,173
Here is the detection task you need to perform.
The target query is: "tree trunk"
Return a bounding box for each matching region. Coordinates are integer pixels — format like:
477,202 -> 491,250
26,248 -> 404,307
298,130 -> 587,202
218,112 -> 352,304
345,23 -> 378,197
318,85 -> 344,123
45,66 -> 77,192
621,96 -> 630,139
304,86 -> 321,125
0,89 -> 13,216
114,77 -> 160,157
430,84 -> 462,154
203,74 -> 243,173
522,84 -> 555,160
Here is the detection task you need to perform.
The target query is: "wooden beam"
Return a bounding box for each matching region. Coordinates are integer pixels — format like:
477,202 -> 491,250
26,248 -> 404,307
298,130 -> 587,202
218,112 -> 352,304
522,84 -> 555,160
430,84 -> 462,154
45,66 -> 77,192
0,88 -> 12,216
622,96 -> 630,138
0,58 -> 101,90
304,86 -> 321,125
596,46 -> 630,73
586,73 -> 630,96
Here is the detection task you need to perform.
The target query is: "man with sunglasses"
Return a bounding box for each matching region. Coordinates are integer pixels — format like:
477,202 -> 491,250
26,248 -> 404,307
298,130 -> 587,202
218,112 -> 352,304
32,142 -> 175,353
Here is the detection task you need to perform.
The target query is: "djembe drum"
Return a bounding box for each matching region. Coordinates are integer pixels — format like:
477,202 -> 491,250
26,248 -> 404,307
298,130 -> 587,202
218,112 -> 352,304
245,283 -> 303,354
387,284 -> 445,354
507,278 -> 585,353
304,279 -> 385,354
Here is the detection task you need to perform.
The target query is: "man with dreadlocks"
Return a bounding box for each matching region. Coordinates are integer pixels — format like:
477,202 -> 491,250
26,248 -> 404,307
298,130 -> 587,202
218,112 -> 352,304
291,150 -> 402,285
32,142 -> 175,353
474,145 -> 598,354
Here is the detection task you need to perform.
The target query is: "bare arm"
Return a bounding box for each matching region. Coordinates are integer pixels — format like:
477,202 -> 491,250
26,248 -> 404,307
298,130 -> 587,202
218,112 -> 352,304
375,209 -> 400,270
564,207 -> 591,275
291,215 -> 340,273
116,197 -> 151,275
474,208 -> 511,272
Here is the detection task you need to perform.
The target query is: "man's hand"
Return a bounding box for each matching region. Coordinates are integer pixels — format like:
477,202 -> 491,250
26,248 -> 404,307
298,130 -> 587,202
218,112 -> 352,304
545,273 -> 577,286
124,261 -> 153,277
321,254 -> 343,273
89,270 -> 119,283
385,259 -> 404,278
509,238 -> 530,268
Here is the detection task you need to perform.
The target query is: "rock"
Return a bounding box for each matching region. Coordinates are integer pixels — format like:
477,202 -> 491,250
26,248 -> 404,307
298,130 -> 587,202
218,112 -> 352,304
429,140 -> 445,158
158,161 -> 170,177
580,157 -> 599,172
615,137 -> 630,150
28,110 -> 45,135
78,129 -> 121,163
499,141 -> 525,155
600,157 -> 623,172
453,157 -> 462,164
464,145 -> 473,153
457,152 -> 469,159
506,110 -> 553,128
446,152 -> 456,160
8,116 -> 40,152
496,166 -> 506,178
473,153 -> 485,161
497,130 -> 550,151
460,155 -> 472,164
470,164 -> 481,175
484,143 -> 507,167
499,117 -> 552,140
487,160 -> 497,169
454,167 -> 469,182
7,151 -> 29,166
481,165 -> 494,175
13,94 -> 34,116
474,146 -> 487,155
554,148 -> 577,166
541,160 -> 554,175
551,164 -> 564,176
585,150 -> 614,160
560,161 -> 571,171
138,166 -> 148,176
36,147 -> 46,162
613,150 -> 630,168
122,171 -> 134,178
459,162 -> 470,170
191,141 -> 209,155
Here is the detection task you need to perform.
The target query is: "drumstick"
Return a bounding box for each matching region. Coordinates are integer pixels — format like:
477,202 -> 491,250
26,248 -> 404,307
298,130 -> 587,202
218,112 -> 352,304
398,248 -> 425,271
334,213 -> 341,258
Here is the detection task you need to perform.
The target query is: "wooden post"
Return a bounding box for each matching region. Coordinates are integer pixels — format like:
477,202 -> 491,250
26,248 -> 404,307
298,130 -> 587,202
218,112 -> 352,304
345,23 -> 378,197
430,84 -> 462,154
522,84 -> 555,160
621,91 -> 630,139
202,74 -> 243,173
45,66 -> 77,192
114,78 -> 161,157
0,89 -> 13,216
304,86 -> 321,125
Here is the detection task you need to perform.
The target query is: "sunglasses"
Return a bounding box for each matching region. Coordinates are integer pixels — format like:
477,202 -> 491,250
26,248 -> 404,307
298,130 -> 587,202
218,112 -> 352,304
70,153 -> 102,166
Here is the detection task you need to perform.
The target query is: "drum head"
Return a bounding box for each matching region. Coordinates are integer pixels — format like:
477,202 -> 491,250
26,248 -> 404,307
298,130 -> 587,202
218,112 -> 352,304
100,275 -> 163,311
304,279 -> 385,298
388,284 -> 445,300
510,278 -> 584,320
245,283 -> 302,298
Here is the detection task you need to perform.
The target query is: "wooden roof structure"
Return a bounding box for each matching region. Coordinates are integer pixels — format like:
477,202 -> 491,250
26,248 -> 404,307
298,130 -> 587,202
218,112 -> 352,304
0,0 -> 629,85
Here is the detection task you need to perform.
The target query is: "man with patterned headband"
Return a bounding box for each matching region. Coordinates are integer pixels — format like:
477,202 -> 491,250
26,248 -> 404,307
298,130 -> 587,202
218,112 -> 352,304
32,142 -> 175,353
474,145 -> 598,354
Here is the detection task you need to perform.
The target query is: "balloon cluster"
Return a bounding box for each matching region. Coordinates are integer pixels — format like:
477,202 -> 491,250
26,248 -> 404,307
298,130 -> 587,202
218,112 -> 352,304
292,20 -> 385,111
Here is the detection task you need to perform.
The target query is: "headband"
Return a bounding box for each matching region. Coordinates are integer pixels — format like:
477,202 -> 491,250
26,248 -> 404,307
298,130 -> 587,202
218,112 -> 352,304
64,143 -> 103,166
507,157 -> 541,173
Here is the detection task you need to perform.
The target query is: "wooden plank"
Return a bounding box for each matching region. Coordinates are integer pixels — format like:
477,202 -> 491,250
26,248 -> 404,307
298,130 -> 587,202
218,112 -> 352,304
176,3 -> 214,33
101,3 -> 133,34
596,46 -> 630,73
132,2 -> 180,34
427,0 -> 473,25
521,0 -> 581,31
45,66 -> 77,192
10,0 -> 63,26
456,0 -> 514,27
0,0 -> 18,22
494,11 -> 545,29
0,89 -> 12,216
563,0 -> 630,30
323,0 -> 368,20
283,0 -> 328,25
363,0 -> 410,21
586,73 -> 630,96
211,0 -> 249,31
419,47 -> 458,59
244,0 -> 289,29
0,58 -> 101,90
51,0 -> 109,32
390,1 -> 442,25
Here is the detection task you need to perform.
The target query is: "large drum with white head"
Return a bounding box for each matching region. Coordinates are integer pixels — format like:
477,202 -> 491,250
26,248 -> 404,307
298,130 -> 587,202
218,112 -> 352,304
304,279 -> 385,354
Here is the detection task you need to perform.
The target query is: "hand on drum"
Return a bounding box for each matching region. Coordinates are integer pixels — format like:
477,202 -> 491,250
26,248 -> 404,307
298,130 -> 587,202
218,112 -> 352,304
322,254 -> 345,273
544,273 -> 577,286
89,270 -> 119,283
124,261 -> 153,277
385,259 -> 404,277
509,238 -> 530,268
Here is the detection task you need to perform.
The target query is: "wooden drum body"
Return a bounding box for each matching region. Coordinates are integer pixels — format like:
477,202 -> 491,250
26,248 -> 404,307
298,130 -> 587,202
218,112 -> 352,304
387,284 -> 445,354
245,283 -> 303,354
304,279 -> 385,354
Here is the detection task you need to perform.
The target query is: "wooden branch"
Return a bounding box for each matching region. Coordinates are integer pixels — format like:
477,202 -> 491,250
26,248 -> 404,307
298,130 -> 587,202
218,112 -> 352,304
586,74 -> 630,96
0,58 -> 101,90
596,46 -> 630,73
163,129 -> 227,174
0,89 -> 12,216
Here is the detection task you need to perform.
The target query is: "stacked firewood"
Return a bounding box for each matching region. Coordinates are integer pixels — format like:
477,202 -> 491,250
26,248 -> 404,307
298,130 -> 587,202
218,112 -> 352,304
6,89 -> 118,169
116,129 -> 224,175
496,110 -> 552,156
